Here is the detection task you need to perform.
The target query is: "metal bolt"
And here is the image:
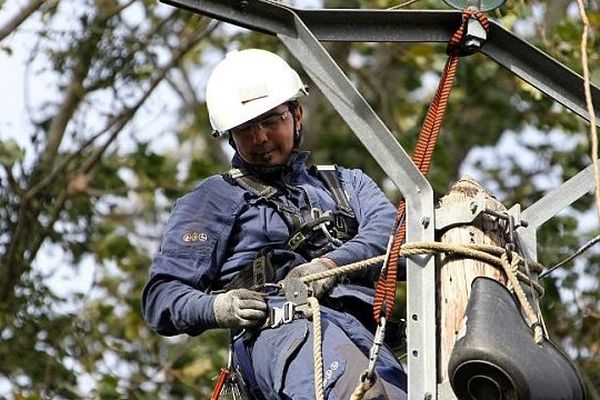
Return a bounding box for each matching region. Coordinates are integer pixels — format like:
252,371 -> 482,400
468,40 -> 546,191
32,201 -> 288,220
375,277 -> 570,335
421,216 -> 431,228
463,17 -> 487,54
424,393 -> 433,400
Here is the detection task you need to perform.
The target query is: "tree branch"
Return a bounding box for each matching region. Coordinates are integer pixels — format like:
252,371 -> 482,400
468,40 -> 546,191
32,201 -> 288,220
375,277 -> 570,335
542,0 -> 571,39
80,19 -> 219,175
24,117 -> 119,201
0,0 -> 45,42
2,164 -> 23,196
37,3 -> 115,170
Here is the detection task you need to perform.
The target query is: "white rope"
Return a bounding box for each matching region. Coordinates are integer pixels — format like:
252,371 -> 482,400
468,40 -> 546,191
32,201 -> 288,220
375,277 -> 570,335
308,297 -> 325,400
301,240 -> 552,398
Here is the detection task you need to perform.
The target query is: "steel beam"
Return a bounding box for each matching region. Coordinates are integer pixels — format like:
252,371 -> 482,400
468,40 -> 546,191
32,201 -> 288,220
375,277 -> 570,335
482,23 -> 600,129
161,0 -> 600,128
518,162 -> 599,260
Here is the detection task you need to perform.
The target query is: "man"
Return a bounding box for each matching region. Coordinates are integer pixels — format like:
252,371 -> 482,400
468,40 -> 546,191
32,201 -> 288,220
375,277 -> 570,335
142,48 -> 407,399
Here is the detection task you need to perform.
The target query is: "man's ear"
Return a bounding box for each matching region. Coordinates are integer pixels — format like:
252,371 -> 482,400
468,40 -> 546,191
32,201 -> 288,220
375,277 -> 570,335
294,104 -> 303,129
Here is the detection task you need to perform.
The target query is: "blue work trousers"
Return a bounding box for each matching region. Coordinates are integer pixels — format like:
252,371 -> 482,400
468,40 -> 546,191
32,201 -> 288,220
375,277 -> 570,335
234,298 -> 407,400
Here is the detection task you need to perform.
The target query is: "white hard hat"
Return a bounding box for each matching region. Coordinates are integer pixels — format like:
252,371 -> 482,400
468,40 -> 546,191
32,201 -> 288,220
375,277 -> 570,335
206,49 -> 308,136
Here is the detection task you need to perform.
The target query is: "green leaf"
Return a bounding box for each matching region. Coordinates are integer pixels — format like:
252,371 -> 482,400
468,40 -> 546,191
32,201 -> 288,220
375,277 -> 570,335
0,139 -> 24,166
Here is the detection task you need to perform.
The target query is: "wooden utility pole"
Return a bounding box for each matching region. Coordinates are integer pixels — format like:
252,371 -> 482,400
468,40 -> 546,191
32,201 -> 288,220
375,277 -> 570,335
436,177 -> 509,383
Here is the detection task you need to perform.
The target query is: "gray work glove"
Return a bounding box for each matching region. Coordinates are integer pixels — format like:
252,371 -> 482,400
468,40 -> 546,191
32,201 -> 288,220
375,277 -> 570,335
284,258 -> 337,299
213,288 -> 268,329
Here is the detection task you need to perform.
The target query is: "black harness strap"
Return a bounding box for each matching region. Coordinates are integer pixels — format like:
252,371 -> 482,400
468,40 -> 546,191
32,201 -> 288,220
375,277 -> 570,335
223,165 -> 358,259
312,165 -> 354,217
228,168 -> 278,198
225,248 -> 275,291
227,168 -> 304,232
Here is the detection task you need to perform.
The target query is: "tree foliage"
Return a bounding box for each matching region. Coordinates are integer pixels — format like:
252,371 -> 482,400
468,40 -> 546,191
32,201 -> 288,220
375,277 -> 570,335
0,0 -> 598,397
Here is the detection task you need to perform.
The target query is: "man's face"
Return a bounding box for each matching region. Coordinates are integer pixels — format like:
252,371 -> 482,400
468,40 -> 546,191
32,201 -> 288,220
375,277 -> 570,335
231,103 -> 302,167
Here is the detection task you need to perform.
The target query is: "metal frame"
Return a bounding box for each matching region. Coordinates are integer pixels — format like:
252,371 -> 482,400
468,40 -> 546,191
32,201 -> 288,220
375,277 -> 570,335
164,0 -> 600,128
160,1 -> 599,399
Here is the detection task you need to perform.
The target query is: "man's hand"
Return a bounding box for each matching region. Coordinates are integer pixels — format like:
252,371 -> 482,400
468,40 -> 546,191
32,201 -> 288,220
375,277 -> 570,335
213,289 -> 268,329
284,258 -> 337,299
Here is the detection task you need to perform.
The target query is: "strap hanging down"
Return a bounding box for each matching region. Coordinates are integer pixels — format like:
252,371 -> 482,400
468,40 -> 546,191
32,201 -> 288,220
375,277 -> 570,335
372,8 -> 490,322
313,165 -> 355,217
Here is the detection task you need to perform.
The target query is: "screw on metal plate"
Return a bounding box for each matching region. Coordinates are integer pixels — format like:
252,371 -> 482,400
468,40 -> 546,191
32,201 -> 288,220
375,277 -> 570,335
442,0 -> 506,12
284,277 -> 309,305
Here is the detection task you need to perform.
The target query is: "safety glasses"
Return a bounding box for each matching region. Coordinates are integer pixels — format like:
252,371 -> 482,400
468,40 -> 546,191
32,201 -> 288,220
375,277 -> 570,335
230,109 -> 290,135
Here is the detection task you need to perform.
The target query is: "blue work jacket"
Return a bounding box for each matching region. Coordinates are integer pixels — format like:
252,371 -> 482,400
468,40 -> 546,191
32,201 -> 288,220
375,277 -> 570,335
142,150 -> 397,336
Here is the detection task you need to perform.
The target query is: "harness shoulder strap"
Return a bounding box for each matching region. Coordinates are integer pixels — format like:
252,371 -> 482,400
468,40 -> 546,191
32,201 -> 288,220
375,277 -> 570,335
313,165 -> 355,217
224,168 -> 278,198
223,168 -> 303,231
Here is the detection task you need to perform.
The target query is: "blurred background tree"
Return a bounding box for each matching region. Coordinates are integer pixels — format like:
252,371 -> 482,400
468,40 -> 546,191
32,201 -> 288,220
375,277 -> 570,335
0,0 -> 598,398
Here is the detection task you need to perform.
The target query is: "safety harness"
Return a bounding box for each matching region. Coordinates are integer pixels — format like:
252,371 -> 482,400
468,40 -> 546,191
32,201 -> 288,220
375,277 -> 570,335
224,164 -> 358,262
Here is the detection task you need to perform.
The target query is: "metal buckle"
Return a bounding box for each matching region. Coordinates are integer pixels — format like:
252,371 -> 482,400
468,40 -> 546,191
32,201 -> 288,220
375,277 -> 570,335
314,210 -> 343,247
310,207 -> 322,219
268,302 -> 296,329
229,168 -> 245,179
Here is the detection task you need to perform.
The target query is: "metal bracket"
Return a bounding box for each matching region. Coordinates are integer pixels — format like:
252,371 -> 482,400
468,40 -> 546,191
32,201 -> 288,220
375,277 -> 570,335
284,277 -> 309,305
481,208 -> 528,257
518,161 -> 599,261
435,191 -> 487,232
461,15 -> 487,53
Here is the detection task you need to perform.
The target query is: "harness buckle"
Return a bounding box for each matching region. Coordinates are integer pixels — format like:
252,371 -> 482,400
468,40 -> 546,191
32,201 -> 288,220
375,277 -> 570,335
228,168 -> 245,179
313,209 -> 343,247
268,301 -> 296,329
310,207 -> 322,219
288,232 -> 306,250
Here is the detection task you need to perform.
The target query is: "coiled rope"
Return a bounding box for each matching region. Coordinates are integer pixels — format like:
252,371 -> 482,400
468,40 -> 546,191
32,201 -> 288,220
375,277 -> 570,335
303,240 -> 546,399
